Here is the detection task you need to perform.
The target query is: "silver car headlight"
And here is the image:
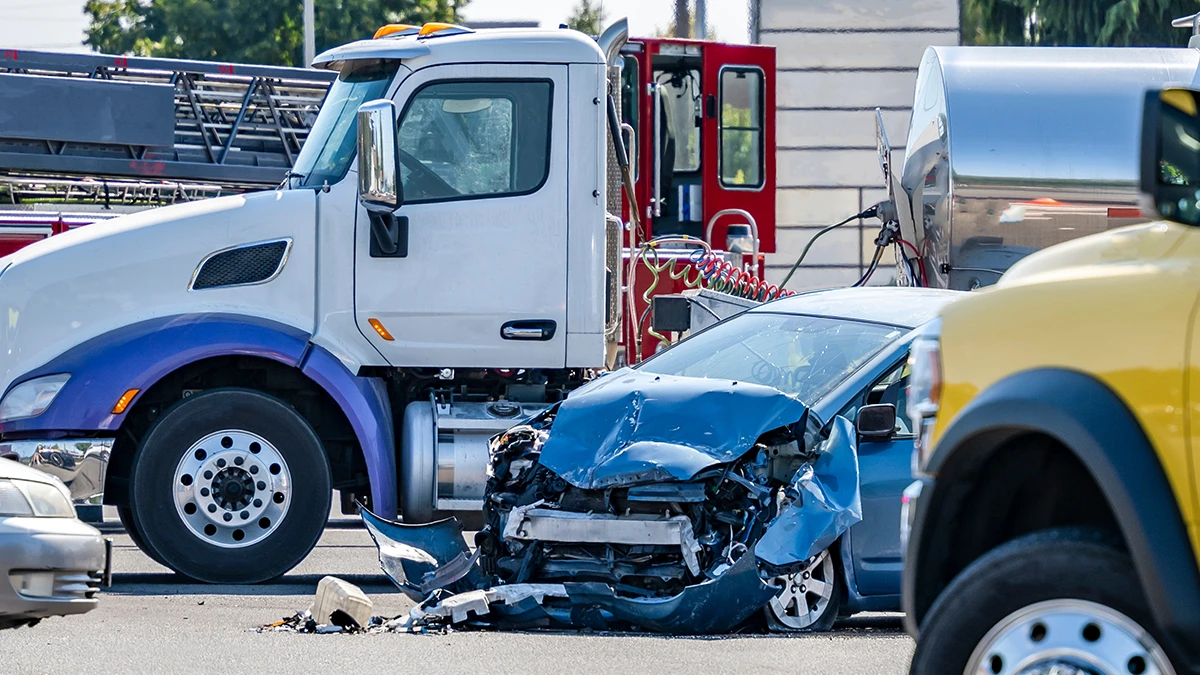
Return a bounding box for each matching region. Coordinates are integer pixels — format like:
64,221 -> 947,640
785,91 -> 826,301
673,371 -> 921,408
0,374 -> 71,423
0,478 -> 74,517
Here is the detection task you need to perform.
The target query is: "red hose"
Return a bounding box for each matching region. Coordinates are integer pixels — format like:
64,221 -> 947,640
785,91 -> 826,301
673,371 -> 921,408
896,237 -> 928,286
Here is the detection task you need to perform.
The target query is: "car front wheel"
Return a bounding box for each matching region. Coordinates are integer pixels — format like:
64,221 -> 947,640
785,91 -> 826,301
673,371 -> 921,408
127,388 -> 331,583
909,528 -> 1177,675
764,547 -> 842,632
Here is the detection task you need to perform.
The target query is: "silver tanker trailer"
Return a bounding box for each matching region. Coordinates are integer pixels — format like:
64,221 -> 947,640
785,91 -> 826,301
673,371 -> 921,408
886,18 -> 1200,290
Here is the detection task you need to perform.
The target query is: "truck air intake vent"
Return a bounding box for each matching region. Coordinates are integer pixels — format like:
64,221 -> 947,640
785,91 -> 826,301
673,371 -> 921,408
191,239 -> 291,290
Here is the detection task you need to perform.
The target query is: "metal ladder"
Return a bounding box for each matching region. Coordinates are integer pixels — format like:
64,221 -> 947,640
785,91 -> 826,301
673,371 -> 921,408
0,49 -> 335,189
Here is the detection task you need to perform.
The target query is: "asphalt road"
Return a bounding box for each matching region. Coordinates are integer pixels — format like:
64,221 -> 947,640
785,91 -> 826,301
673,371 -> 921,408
0,507 -> 914,674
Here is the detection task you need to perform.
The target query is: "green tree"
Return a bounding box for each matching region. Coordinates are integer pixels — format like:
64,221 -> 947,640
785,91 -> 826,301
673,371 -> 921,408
84,0 -> 464,66
962,0 -> 1200,46
566,0 -> 605,37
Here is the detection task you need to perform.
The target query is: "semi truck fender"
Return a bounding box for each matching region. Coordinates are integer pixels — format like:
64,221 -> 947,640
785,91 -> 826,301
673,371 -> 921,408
299,345 -> 396,519
0,313 -> 398,519
1,313 -> 309,433
902,368 -> 1200,669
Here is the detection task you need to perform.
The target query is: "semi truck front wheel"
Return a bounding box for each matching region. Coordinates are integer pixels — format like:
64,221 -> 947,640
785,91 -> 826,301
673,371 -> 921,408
127,388 -> 331,583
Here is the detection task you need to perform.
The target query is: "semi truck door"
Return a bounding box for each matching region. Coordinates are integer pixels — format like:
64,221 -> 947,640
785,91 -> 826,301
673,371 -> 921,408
354,64 -> 569,368
701,44 -> 775,253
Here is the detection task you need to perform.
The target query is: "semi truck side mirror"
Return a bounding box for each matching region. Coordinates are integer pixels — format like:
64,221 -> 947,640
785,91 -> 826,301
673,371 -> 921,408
1141,87 -> 1200,226
357,99 -> 408,258
356,99 -> 402,211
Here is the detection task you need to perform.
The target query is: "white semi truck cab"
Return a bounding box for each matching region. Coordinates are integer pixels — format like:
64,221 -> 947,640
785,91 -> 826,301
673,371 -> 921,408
0,23 -> 624,583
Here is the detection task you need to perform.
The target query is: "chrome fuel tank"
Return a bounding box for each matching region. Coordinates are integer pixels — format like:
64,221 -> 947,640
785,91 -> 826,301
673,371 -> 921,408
901,46 -> 1200,289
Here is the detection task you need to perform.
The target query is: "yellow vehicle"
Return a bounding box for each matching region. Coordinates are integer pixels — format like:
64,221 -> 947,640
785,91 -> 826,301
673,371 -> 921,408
902,87 -> 1200,674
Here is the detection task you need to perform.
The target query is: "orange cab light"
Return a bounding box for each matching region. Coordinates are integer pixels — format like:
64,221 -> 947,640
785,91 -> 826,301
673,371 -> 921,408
368,318 -> 395,341
112,389 -> 140,415
374,24 -> 415,39
419,22 -> 466,35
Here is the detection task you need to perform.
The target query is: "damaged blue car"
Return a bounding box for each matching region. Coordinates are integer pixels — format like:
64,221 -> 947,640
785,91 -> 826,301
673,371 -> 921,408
363,287 -> 961,634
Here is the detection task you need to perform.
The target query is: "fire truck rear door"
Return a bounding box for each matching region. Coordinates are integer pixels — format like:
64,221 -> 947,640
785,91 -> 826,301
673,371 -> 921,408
354,63 -> 569,368
701,43 -> 776,254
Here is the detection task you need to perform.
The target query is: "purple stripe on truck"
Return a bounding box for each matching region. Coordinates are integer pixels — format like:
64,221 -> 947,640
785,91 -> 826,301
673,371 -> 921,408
0,313 -> 399,518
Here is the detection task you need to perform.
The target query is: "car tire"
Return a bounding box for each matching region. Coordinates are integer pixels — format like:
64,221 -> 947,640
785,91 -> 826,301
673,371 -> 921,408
909,527 -> 1178,675
127,388 -> 330,583
764,546 -> 842,632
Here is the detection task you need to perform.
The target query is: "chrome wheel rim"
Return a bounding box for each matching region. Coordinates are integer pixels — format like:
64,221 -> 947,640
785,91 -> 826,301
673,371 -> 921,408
766,548 -> 835,630
172,430 -> 291,549
967,599 -> 1175,675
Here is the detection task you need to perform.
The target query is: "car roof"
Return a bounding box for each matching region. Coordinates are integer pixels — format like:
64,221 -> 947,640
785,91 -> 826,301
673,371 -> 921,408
0,456 -> 58,484
750,287 -> 964,328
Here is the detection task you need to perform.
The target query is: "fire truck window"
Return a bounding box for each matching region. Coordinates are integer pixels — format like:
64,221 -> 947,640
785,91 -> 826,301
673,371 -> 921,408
621,56 -> 639,136
396,80 -> 552,203
720,68 -> 764,188
656,69 -> 701,172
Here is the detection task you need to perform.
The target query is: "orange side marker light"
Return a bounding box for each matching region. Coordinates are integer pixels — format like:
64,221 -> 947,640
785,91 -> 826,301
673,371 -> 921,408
368,318 -> 395,341
112,389 -> 140,415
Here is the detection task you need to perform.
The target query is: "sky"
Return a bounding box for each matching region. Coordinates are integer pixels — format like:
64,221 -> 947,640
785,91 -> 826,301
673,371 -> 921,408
0,0 -> 750,54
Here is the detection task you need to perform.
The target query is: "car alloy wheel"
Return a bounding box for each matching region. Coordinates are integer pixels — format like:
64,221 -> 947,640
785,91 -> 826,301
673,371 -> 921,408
765,548 -> 838,631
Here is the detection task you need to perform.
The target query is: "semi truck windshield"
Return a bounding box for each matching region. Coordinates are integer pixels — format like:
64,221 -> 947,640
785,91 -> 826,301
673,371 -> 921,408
291,59 -> 400,189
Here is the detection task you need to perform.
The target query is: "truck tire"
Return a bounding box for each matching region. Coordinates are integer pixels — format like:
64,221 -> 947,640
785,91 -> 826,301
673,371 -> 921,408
127,388 -> 331,583
909,528 -> 1177,675
117,505 -> 167,567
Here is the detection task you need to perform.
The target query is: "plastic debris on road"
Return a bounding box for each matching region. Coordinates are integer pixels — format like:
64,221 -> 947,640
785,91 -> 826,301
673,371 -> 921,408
309,576 -> 373,629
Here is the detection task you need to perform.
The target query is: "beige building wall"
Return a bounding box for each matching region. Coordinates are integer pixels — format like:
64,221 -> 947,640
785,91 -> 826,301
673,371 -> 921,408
753,0 -> 960,289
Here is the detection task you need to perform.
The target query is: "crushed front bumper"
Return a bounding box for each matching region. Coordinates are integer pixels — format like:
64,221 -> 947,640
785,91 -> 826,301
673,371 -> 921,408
0,438 -> 113,502
0,516 -> 109,628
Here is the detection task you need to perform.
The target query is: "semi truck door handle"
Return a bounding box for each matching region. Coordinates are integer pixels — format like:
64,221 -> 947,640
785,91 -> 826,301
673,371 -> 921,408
501,320 -> 557,341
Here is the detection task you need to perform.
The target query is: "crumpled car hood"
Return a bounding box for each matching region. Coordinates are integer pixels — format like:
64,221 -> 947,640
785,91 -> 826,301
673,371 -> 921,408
538,369 -> 811,489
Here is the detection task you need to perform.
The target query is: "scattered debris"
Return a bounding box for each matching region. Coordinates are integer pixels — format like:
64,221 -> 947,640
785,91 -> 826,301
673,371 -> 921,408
310,576 -> 373,629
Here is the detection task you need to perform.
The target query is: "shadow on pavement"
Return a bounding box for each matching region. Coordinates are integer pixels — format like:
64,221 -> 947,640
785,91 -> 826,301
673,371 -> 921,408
106,572 -> 397,596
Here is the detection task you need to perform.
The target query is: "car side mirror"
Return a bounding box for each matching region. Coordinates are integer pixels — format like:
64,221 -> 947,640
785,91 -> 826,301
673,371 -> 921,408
357,99 -> 402,211
856,404 -> 897,441
356,99 -> 408,258
1141,87 -> 1200,226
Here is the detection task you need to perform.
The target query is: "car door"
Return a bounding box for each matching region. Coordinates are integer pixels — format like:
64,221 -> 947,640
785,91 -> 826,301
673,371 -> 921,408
838,359 -> 914,596
354,64 -> 569,368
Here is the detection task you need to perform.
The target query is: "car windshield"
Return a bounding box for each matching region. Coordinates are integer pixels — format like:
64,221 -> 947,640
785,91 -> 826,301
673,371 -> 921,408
636,312 -> 904,404
290,59 -> 400,189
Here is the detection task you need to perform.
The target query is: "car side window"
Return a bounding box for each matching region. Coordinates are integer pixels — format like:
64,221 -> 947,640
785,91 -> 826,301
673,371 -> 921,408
396,79 -> 552,203
839,360 -> 914,437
